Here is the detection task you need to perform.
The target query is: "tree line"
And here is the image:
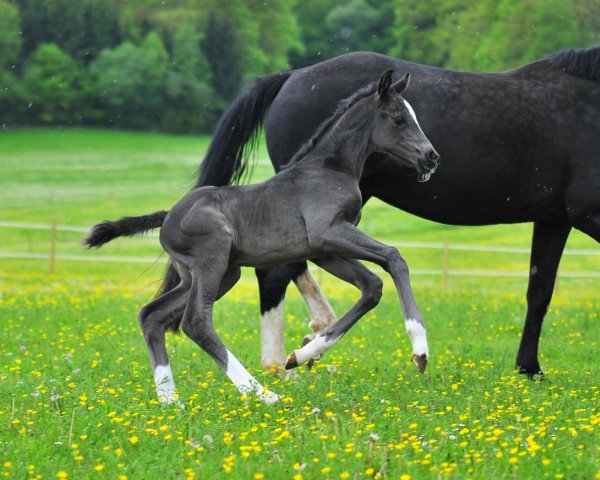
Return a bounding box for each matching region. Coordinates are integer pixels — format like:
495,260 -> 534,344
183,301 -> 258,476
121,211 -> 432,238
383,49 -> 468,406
0,0 -> 597,133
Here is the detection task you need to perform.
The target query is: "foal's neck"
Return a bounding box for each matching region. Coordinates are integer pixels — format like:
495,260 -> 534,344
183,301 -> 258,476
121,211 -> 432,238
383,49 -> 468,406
304,97 -> 375,179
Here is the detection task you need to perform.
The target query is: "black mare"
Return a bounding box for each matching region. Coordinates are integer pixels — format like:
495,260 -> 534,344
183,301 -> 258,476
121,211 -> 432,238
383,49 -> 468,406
161,45 -> 600,377
86,71 -> 439,404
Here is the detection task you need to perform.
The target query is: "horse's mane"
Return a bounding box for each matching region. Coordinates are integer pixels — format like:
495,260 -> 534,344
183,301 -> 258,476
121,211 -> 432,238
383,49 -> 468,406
284,82 -> 378,168
543,44 -> 600,83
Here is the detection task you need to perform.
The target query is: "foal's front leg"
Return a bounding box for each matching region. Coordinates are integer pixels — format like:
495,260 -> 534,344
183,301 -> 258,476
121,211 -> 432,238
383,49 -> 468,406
285,257 -> 382,368
306,223 -> 430,372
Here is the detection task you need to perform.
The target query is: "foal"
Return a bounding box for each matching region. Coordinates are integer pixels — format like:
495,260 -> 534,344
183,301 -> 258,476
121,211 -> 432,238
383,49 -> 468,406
85,70 -> 439,404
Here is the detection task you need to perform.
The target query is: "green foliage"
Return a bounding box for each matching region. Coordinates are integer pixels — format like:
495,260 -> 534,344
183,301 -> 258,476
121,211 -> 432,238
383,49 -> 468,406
0,0 -> 22,68
1,0 -> 599,132
22,43 -> 82,124
90,33 -> 169,129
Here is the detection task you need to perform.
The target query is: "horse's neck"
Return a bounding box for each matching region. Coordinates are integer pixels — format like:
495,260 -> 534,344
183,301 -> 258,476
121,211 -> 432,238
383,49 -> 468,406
308,99 -> 375,178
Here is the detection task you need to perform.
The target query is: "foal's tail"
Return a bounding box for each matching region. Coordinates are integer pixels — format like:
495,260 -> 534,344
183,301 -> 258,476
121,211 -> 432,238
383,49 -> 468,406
157,70 -> 291,298
84,211 -> 168,248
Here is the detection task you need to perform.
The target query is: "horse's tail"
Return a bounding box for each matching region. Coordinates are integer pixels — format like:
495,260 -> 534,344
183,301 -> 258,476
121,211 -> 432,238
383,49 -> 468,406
157,71 -> 291,300
84,211 -> 168,248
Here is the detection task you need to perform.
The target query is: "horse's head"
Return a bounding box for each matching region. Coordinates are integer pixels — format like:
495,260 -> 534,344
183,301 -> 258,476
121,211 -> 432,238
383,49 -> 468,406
370,69 -> 440,182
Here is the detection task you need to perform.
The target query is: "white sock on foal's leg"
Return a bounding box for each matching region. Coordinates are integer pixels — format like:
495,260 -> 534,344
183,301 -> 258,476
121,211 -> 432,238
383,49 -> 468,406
405,318 -> 429,372
225,350 -> 280,404
154,364 -> 181,405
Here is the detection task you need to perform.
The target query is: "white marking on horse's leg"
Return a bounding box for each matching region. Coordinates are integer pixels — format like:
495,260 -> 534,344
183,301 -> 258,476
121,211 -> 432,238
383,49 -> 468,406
285,333 -> 338,369
295,270 -> 337,334
225,350 -> 280,404
154,364 -> 180,405
261,302 -> 285,370
405,319 -> 429,371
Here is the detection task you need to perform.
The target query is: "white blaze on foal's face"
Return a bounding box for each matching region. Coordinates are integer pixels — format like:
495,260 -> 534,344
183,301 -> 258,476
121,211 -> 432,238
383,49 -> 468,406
403,99 -> 424,133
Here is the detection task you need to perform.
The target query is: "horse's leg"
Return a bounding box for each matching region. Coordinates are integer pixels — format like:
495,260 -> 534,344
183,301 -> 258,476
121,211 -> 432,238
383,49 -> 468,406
293,265 -> 337,344
256,265 -> 296,370
138,262 -> 191,405
183,261 -> 279,404
285,257 -> 382,369
516,223 -> 570,377
307,223 -> 429,371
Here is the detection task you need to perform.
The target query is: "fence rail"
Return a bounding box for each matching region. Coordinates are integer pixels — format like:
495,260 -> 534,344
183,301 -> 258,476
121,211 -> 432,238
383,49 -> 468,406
1,220 -> 599,279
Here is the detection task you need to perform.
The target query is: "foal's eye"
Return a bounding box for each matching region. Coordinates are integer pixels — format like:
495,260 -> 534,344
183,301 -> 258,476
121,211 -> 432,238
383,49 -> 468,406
394,116 -> 405,125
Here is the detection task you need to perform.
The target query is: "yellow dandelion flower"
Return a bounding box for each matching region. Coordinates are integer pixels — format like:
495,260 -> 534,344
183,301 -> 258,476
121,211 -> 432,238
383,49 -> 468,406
94,464 -> 105,472
400,475 -> 411,480
508,457 -> 518,465
56,471 -> 68,479
254,474 -> 265,480
340,473 -> 350,479
129,436 -> 139,445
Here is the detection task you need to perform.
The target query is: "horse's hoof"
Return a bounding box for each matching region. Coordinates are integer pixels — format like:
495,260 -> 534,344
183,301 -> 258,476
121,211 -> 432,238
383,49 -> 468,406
412,353 -> 428,373
516,364 -> 545,380
284,352 -> 298,370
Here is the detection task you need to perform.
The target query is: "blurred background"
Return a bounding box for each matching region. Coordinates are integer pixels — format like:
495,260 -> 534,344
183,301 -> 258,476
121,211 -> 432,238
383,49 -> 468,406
1,0 -> 599,133
0,0 -> 598,290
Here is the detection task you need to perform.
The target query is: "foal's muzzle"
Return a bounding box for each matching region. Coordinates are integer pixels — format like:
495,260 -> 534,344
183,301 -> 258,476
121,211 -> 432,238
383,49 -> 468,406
417,149 -> 440,182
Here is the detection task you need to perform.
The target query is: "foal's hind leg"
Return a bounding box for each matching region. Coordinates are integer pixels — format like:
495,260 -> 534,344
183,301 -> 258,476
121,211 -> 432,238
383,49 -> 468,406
138,262 -> 191,405
181,257 -> 279,404
285,257 -> 382,369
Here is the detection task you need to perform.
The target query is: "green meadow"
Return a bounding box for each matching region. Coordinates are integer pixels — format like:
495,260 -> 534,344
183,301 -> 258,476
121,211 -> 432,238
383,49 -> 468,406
0,128 -> 598,479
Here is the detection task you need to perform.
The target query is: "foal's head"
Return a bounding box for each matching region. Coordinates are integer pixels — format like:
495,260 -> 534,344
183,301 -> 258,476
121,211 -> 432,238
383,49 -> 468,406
370,69 -> 440,181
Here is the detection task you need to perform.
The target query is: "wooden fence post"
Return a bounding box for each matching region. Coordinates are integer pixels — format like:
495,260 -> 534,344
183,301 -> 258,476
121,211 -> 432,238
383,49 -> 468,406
49,219 -> 57,274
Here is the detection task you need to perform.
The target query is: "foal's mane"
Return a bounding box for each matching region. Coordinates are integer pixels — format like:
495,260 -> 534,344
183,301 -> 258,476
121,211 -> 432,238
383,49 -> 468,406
285,83 -> 378,167
543,44 -> 600,83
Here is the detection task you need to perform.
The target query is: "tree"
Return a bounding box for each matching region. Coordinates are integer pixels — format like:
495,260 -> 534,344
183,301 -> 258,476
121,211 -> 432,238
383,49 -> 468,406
202,9 -> 246,101
22,43 -> 81,124
14,0 -> 122,64
163,24 -> 221,133
90,32 -> 169,129
0,0 -> 22,68
475,0 -> 581,71
248,0 -> 303,72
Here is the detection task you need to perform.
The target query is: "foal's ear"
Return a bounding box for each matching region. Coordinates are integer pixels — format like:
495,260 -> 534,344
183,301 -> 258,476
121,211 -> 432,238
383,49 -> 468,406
391,72 -> 410,94
377,69 -> 394,98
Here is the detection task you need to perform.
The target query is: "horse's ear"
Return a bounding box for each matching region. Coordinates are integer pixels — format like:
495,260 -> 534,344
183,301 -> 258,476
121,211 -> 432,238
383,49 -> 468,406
377,69 -> 394,98
391,72 -> 410,94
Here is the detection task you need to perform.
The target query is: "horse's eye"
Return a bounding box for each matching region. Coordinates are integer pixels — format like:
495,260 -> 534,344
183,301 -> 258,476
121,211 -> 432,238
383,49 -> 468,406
394,117 -> 405,125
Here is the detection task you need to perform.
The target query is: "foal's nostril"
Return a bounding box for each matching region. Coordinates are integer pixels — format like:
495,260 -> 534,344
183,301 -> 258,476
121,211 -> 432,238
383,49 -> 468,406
424,150 -> 440,170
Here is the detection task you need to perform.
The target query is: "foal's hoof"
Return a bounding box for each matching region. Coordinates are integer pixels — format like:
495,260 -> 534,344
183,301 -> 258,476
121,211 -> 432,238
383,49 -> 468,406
412,353 -> 428,373
284,352 -> 299,370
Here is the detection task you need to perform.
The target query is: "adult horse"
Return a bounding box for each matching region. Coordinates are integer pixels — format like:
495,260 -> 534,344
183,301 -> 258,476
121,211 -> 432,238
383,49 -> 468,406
160,45 -> 600,377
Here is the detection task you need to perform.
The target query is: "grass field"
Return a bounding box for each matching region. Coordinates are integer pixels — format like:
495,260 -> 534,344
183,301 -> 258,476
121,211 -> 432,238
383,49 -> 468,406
1,128 -> 598,479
